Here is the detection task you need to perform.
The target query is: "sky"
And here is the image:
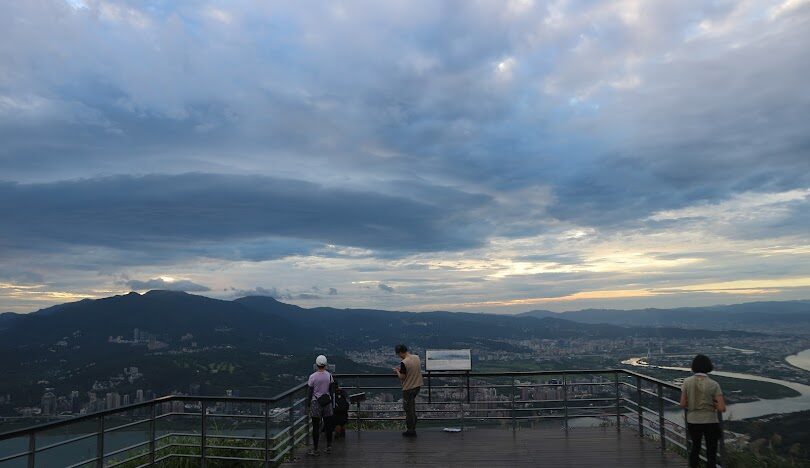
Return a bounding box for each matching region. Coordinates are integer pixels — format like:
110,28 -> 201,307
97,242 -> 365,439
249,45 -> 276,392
0,0 -> 809,314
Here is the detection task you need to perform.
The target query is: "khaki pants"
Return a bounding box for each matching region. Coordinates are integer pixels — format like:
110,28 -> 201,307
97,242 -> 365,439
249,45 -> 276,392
402,386 -> 420,432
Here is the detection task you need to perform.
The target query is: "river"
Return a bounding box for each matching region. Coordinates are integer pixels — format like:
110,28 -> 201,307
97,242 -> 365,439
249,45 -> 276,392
622,351 -> 810,421
786,348 -> 810,372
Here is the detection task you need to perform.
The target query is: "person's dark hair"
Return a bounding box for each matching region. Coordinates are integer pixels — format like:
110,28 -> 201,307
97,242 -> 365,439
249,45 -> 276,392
395,344 -> 408,354
691,354 -> 714,374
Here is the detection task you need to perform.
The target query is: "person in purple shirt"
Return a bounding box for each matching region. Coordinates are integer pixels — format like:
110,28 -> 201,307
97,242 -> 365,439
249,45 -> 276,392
306,355 -> 334,456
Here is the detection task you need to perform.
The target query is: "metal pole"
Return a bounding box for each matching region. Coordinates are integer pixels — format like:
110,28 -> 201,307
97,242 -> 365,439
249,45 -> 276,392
96,415 -> 104,468
27,432 -> 34,468
684,409 -> 690,459
718,410 -> 727,465
305,394 -> 311,446
460,397 -> 465,432
355,402 -> 361,433
459,375 -> 465,430
149,403 -> 156,465
562,375 -> 569,432
657,383 -> 666,451
615,372 -> 621,431
288,395 -> 295,458
355,376 -> 361,432
264,401 -> 270,468
201,401 -> 207,467
427,371 -> 432,404
511,378 -> 517,432
636,376 -> 644,437
466,372 -> 470,404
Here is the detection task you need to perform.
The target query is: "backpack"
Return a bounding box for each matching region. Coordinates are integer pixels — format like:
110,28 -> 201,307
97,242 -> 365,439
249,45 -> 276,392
317,393 -> 332,407
335,391 -> 350,412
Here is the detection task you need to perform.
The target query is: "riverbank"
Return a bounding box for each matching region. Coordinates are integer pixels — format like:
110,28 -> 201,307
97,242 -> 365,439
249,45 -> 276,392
623,356 -> 810,420
787,349 -> 810,372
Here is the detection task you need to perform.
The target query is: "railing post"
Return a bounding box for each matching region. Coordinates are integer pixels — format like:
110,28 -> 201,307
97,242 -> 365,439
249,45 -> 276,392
466,372 -> 470,404
459,375 -> 465,429
684,409 -> 691,459
427,371 -> 432,404
636,376 -> 644,437
264,401 -> 270,468
305,394 -> 311,447
657,383 -> 666,451
614,372 -> 621,431
201,401 -> 207,467
355,376 -> 362,432
562,375 -> 569,432
288,394 -> 295,458
96,414 -> 104,468
149,402 -> 156,465
355,401 -> 361,433
27,431 -> 34,468
511,378 -> 517,432
718,410 -> 727,465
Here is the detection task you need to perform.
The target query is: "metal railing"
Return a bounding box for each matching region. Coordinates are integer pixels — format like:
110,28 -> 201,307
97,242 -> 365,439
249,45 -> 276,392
334,368 -> 724,465
0,369 -> 724,467
0,384 -> 311,467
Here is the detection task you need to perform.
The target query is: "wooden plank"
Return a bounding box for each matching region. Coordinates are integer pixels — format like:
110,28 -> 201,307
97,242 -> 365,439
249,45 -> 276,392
283,427 -> 687,467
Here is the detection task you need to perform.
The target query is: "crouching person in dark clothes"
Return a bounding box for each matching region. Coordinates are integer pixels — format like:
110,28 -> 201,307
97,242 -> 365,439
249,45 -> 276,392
332,380 -> 350,438
393,344 -> 423,437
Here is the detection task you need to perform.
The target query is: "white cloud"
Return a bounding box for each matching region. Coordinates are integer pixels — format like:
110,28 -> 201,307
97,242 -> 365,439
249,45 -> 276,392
648,189 -> 810,222
770,0 -> 810,19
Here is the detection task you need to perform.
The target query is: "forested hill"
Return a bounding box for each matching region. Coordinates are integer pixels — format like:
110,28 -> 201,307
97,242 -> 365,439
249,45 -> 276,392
520,300 -> 810,331
0,291 -> 760,402
1,290 -> 755,353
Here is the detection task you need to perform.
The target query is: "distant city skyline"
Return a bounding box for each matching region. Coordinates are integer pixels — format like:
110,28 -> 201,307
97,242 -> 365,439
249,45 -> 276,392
1,1 -> 808,313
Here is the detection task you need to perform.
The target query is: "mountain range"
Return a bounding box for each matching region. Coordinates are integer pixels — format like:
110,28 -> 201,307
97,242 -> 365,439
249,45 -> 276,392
0,290 -> 758,350
0,291 -> 792,404
519,300 -> 810,331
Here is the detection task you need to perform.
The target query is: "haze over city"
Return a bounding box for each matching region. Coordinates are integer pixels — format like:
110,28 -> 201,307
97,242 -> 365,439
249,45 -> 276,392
1,0 -> 809,314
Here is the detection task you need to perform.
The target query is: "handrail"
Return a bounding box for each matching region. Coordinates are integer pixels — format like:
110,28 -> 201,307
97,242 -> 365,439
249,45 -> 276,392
333,368 -> 631,379
0,368 -> 719,467
0,368 -> 683,441
0,382 -> 309,440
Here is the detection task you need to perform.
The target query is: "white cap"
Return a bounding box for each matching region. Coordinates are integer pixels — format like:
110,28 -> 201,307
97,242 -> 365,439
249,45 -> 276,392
315,355 -> 328,367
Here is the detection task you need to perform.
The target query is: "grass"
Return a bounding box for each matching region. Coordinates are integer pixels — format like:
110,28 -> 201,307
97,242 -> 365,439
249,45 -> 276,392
105,417 -> 307,467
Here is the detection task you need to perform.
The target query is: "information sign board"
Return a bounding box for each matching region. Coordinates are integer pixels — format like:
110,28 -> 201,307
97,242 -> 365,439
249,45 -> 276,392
425,349 -> 471,371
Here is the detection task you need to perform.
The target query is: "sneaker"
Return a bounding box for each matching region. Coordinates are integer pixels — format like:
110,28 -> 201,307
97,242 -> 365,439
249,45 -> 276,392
306,449 -> 320,457
325,446 -> 332,454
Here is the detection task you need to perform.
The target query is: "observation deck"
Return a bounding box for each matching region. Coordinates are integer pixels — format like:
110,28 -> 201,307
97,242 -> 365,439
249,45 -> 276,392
284,426 -> 686,467
0,369 -> 724,467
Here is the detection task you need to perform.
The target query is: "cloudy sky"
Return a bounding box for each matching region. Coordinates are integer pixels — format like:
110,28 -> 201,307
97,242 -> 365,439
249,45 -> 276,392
1,0 -> 808,313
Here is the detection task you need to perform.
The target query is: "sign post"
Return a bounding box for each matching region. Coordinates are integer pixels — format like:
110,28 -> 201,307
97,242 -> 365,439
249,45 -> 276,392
425,349 -> 472,408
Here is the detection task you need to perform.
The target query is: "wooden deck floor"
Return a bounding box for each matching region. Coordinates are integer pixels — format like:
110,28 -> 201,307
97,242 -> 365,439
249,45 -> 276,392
283,426 -> 688,467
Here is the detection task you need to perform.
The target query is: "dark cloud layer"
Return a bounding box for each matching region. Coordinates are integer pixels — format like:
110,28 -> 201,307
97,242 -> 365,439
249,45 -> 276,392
0,173 -> 489,260
1,1 -> 807,229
